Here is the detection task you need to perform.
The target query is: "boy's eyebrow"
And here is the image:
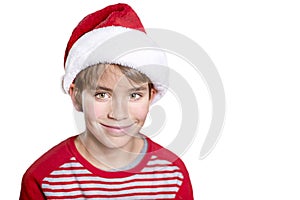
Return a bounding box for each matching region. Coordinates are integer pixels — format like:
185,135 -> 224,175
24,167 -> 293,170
95,86 -> 113,92
128,85 -> 148,92
95,85 -> 148,92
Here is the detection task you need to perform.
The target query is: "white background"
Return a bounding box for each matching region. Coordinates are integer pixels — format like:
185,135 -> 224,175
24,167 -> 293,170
1,0 -> 300,199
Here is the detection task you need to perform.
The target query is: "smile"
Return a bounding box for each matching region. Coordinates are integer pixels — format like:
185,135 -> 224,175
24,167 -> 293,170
99,123 -> 134,131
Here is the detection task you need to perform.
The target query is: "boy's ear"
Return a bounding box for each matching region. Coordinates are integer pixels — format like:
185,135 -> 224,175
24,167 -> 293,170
149,88 -> 157,104
69,84 -> 83,112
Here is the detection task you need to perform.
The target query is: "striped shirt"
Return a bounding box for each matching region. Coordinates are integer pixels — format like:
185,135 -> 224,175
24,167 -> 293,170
20,136 -> 194,199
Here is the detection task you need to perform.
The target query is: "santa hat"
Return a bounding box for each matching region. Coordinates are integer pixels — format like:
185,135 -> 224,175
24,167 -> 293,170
62,3 -> 168,103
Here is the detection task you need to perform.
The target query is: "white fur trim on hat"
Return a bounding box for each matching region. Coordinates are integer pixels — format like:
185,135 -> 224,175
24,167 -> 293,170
63,26 -> 168,103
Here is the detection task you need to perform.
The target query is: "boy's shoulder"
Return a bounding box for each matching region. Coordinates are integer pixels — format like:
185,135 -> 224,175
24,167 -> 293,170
22,136 -> 75,183
145,136 -> 186,167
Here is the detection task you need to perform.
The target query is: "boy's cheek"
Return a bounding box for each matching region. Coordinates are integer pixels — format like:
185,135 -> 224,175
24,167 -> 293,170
92,103 -> 107,118
82,99 -> 105,119
129,104 -> 150,119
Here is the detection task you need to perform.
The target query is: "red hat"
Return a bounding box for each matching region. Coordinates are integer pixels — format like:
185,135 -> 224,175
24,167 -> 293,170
62,3 -> 168,103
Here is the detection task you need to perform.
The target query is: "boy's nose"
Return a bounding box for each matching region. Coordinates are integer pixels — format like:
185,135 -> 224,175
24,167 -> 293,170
107,99 -> 128,121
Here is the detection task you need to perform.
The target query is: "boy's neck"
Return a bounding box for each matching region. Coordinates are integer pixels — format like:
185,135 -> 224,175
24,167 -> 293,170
75,132 -> 144,171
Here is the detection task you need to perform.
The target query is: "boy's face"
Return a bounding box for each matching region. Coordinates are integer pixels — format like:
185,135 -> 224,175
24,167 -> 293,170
78,66 -> 155,149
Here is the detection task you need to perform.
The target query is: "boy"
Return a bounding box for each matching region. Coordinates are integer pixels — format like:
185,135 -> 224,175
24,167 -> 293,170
20,3 -> 194,199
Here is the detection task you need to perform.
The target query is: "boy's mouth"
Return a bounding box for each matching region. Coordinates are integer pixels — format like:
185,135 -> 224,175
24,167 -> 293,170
99,123 -> 135,132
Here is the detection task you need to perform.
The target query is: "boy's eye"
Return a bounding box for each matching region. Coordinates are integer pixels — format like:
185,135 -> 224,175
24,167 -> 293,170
95,92 -> 110,100
130,93 -> 142,100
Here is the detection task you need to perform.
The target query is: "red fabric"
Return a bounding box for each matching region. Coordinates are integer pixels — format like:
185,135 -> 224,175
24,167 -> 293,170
20,135 -> 194,199
64,3 -> 145,67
